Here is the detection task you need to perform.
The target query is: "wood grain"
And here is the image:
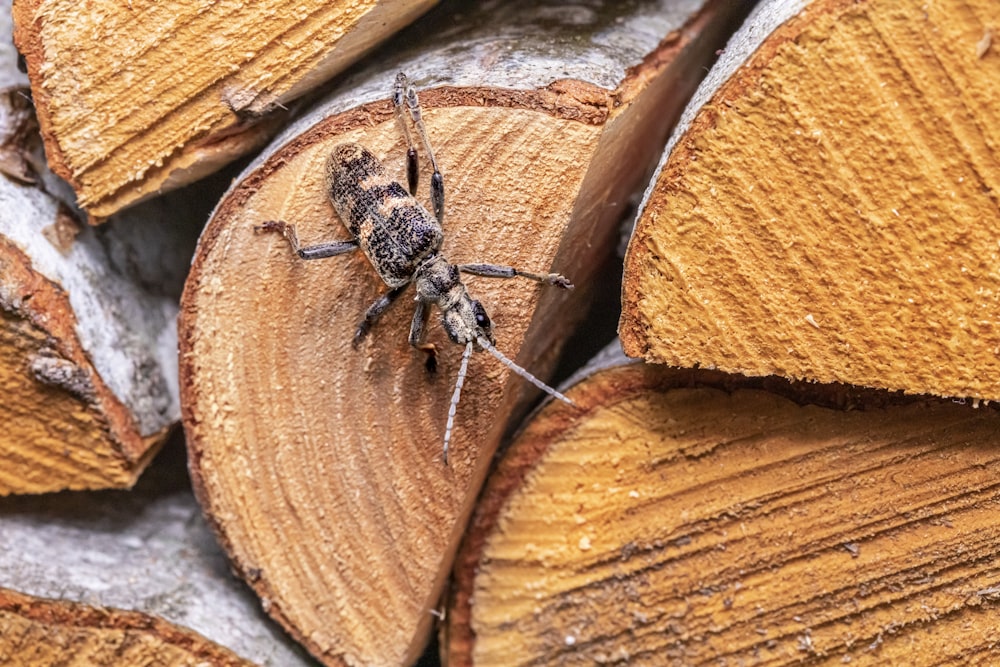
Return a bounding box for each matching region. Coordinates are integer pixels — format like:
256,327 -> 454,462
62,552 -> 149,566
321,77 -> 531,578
449,357 -> 1000,665
180,1 -> 751,664
0,440 -> 314,665
12,0 -> 437,218
0,587 -> 255,667
0,3 -> 198,494
620,0 -> 1000,400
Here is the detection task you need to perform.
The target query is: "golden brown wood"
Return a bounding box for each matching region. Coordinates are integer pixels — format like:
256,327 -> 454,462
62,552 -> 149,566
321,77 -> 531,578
0,236 -> 164,494
12,0 -> 437,219
0,66 -> 214,495
0,108 -> 170,495
620,0 -> 1000,401
0,588 -> 256,667
448,355 -> 1000,665
180,2 -> 751,664
0,1 -> 224,495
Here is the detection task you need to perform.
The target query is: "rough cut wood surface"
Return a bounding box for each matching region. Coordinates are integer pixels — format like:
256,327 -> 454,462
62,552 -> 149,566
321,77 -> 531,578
11,0 -> 437,219
0,2 -> 197,495
0,231 -> 163,493
179,1 -> 750,665
0,587 -> 255,667
620,0 -> 1000,401
447,345 -> 1000,665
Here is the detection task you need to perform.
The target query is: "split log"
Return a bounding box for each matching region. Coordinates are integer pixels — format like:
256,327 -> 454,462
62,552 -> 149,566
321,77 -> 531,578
447,343 -> 1000,665
0,3 -> 205,495
0,440 -> 314,666
0,588 -> 255,667
179,1 -> 753,664
620,0 -> 1000,401
12,0 -> 438,220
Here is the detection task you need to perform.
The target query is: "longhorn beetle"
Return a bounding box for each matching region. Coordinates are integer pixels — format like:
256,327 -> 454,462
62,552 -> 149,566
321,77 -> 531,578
257,72 -> 574,464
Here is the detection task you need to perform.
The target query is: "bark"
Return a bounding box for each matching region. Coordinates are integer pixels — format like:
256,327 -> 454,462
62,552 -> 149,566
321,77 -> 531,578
448,341 -> 1000,665
0,588 -> 256,667
179,1 -> 751,665
620,0 -> 1000,401
0,1 -> 204,495
12,0 -> 438,219
0,441 -> 315,666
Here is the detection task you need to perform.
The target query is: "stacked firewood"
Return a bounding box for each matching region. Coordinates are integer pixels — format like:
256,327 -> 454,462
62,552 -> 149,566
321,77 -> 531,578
3,0 -> 997,665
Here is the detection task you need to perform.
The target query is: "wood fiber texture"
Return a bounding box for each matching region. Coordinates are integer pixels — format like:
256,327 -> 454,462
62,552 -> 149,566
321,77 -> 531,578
179,1 -> 751,664
185,103 -> 604,667
0,228 -> 169,494
449,361 -> 1000,665
621,0 -> 1000,400
0,440 -> 315,666
12,0 -> 437,218
0,588 -> 255,667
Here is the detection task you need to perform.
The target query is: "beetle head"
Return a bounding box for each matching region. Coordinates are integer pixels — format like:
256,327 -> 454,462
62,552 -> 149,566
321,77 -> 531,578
442,294 -> 495,347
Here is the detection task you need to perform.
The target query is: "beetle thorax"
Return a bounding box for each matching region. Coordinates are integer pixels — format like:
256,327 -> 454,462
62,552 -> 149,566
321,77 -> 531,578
414,254 -> 495,346
414,254 -> 459,304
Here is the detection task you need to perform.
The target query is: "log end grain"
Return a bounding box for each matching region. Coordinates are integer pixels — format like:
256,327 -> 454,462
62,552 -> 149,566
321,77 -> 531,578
448,362 -> 1000,665
0,588 -> 255,667
12,0 -> 438,218
181,98 -> 601,667
620,0 -> 1000,400
0,235 -> 167,495
179,3 -> 753,661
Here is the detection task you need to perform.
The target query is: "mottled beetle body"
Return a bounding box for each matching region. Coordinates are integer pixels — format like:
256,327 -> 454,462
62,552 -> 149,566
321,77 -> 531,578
258,73 -> 572,462
327,143 -> 442,289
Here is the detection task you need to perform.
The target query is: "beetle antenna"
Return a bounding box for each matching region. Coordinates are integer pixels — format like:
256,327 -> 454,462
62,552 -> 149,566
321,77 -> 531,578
477,337 -> 574,406
443,341 -> 474,464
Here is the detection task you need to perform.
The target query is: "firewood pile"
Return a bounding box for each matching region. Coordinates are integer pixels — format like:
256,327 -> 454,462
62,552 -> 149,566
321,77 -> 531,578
2,0 -> 997,665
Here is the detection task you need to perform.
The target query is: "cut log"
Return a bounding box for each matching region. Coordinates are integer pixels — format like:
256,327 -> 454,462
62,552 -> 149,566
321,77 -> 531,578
0,172 -> 228,494
620,0 -> 1000,401
179,1 -> 752,665
447,343 -> 1000,665
0,588 -> 255,667
0,440 -> 314,666
0,2 -> 206,495
12,0 -> 438,220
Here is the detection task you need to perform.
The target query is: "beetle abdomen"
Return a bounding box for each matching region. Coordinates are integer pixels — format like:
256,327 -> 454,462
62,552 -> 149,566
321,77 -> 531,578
326,143 -> 442,288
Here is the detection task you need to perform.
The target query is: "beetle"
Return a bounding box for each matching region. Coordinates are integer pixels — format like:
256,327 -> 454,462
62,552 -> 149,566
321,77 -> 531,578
257,73 -> 573,463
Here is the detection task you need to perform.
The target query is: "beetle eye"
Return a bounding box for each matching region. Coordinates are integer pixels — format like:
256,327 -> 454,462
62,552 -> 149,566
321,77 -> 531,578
472,301 -> 491,329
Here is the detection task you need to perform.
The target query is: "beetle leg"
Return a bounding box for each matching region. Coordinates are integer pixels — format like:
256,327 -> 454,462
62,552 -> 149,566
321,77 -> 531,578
394,72 -> 444,224
353,284 -> 409,348
408,299 -> 437,373
256,220 -> 359,260
457,263 -> 573,289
